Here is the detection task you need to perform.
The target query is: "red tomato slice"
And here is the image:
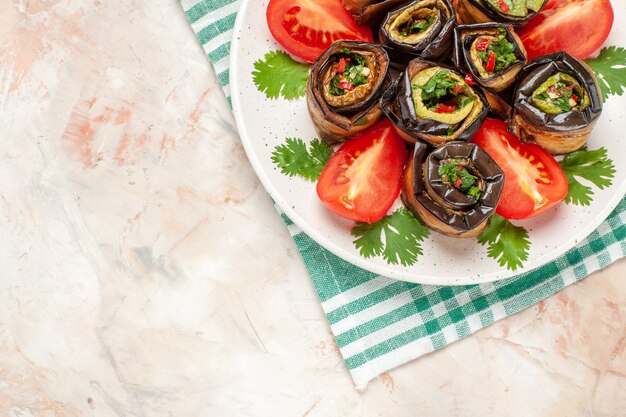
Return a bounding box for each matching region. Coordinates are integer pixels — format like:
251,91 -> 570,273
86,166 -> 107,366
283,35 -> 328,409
518,0 -> 614,60
266,0 -> 374,63
317,119 -> 408,223
470,119 -> 568,220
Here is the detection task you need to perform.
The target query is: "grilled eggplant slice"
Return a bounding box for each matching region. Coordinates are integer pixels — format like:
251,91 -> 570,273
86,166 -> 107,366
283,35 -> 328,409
306,41 -> 391,145
483,88 -> 512,120
402,141 -> 504,238
342,0 -> 406,26
381,58 -> 489,146
452,0 -> 547,25
379,0 -> 456,64
453,23 -> 527,93
510,52 -> 603,154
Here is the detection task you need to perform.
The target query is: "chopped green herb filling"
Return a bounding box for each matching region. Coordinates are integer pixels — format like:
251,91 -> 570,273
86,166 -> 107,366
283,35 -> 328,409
476,29 -> 519,74
420,70 -> 466,110
329,50 -> 370,97
399,16 -> 434,36
438,160 -> 482,200
485,0 -> 543,16
531,72 -> 590,114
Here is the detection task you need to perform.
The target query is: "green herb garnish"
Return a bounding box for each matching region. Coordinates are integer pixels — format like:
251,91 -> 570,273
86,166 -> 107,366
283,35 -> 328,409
252,50 -> 309,100
477,214 -> 531,271
271,138 -> 333,181
559,147 -> 616,206
352,209 -> 430,266
585,46 -> 626,101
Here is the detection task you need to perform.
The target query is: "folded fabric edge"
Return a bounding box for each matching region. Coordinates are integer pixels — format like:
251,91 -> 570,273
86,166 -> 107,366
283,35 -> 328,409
273,200 -> 626,389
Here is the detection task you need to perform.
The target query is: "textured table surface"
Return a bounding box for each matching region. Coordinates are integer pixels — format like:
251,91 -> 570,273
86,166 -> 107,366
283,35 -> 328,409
1,1 -> 625,416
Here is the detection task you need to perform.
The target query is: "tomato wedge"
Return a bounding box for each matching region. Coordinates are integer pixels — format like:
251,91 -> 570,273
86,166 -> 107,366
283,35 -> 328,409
518,0 -> 614,60
470,119 -> 568,220
317,119 -> 408,223
266,0 -> 373,63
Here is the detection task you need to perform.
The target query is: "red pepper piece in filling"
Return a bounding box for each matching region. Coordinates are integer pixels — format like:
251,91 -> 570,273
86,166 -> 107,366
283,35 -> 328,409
451,85 -> 464,94
454,177 -> 463,188
498,0 -> 510,12
465,73 -> 477,85
476,39 -> 490,51
572,94 -> 579,102
485,51 -> 496,73
337,58 -> 350,74
435,103 -> 456,113
338,78 -> 355,91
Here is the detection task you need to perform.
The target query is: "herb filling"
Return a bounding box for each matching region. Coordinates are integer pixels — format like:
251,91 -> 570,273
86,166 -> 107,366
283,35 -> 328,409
399,16 -> 435,37
475,29 -> 519,75
438,160 -> 482,201
329,49 -> 370,96
420,70 -> 474,112
484,0 -> 544,16
411,68 -> 483,135
531,72 -> 590,114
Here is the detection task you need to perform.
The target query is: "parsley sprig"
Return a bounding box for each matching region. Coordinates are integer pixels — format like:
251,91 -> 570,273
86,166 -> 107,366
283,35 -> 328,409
477,215 -> 531,271
585,46 -> 626,101
559,147 -> 616,206
252,51 -> 309,100
271,138 -> 333,181
352,209 -> 430,266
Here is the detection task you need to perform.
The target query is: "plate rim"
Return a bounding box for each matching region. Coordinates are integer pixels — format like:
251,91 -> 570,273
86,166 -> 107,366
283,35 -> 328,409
229,0 -> 626,285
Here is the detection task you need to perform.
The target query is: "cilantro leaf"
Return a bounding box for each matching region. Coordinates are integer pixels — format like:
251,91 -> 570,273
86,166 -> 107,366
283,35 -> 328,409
559,147 -> 616,206
477,215 -> 530,271
352,209 -> 429,266
271,138 -> 333,181
352,220 -> 385,259
585,46 -> 626,101
252,51 -> 309,100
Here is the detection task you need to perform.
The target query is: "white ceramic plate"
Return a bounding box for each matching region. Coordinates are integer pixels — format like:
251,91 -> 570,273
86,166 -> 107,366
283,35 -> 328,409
231,0 -> 626,285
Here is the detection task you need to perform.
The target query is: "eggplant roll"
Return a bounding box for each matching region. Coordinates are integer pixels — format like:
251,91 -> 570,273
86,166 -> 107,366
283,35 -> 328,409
452,0 -> 547,25
379,0 -> 456,63
402,141 -> 504,238
342,0 -> 407,26
483,88 -> 512,120
453,23 -> 527,93
306,41 -> 391,145
381,58 -> 489,146
510,52 -> 603,154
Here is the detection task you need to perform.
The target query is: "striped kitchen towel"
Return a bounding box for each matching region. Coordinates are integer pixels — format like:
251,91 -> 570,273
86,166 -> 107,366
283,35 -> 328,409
181,0 -> 626,389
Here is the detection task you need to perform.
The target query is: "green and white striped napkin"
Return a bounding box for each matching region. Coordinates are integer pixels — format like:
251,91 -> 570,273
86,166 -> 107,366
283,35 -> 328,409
181,0 -> 626,389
